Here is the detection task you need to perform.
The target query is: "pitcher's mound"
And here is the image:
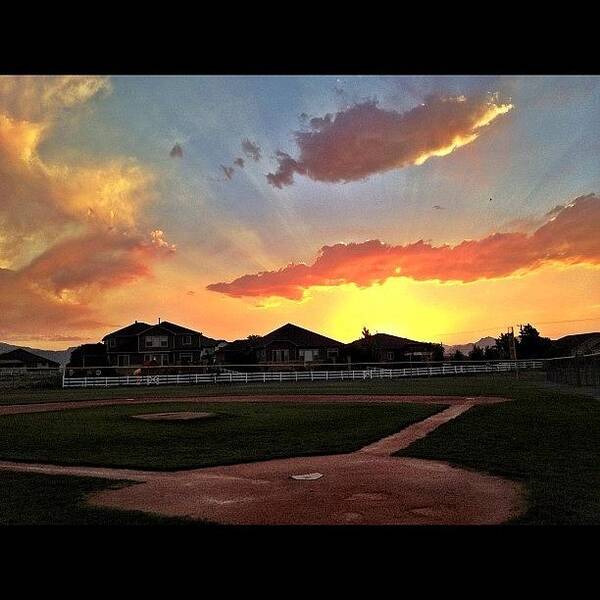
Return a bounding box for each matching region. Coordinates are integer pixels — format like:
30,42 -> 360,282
131,411 -> 216,421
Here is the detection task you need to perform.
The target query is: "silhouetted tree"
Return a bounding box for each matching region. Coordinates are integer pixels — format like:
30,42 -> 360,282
468,345 -> 485,360
431,344 -> 445,362
518,323 -> 554,358
484,345 -> 500,360
360,326 -> 376,362
495,331 -> 519,359
450,349 -> 466,362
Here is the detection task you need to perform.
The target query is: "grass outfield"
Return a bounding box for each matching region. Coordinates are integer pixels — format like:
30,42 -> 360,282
0,370 -> 572,405
393,381 -> 600,525
2,372 -> 599,524
0,472 -> 196,525
0,402 -> 443,470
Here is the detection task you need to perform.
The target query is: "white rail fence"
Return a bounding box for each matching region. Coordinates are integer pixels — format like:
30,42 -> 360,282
63,360 -> 543,388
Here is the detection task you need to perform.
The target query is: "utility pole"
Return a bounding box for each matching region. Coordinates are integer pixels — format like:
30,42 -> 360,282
508,326 -> 519,379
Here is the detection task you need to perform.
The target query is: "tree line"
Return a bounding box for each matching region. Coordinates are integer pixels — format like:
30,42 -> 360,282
446,324 -> 559,362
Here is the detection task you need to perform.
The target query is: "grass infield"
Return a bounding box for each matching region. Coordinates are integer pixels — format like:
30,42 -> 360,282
0,402 -> 443,470
0,472 -> 197,525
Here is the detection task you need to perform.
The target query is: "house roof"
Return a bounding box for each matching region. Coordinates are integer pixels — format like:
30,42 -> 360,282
102,322 -> 152,339
553,332 -> 600,355
220,339 -> 255,352
149,321 -> 202,336
72,343 -> 107,353
200,336 -> 225,348
102,320 -> 203,339
0,348 -> 60,367
259,323 -> 343,348
348,333 -> 434,351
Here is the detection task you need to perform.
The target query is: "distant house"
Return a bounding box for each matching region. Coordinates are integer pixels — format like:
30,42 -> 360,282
68,343 -> 109,368
0,348 -> 60,371
200,338 -> 229,363
218,323 -> 345,366
102,320 -> 219,368
0,359 -> 26,373
216,338 -> 257,365
552,332 -> 600,357
346,333 -> 435,363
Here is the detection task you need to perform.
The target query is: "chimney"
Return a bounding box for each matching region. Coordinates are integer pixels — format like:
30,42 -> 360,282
158,317 -> 161,324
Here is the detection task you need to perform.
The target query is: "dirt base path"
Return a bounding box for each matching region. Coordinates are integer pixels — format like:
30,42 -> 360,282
0,396 -> 524,525
358,403 -> 475,456
0,394 -> 506,415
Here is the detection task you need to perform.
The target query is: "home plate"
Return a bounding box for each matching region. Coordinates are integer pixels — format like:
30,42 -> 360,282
290,472 -> 323,481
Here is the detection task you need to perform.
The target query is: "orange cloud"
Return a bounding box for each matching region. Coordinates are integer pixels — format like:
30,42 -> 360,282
266,94 -> 512,187
0,268 -> 104,339
0,76 -> 175,338
23,231 -> 175,296
207,194 -> 600,300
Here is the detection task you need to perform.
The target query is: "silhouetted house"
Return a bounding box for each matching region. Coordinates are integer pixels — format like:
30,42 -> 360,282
216,338 -> 257,365
346,333 -> 435,363
200,338 -> 229,363
552,332 -> 600,357
102,320 -> 218,367
0,359 -> 26,373
0,349 -> 60,371
218,323 -> 344,366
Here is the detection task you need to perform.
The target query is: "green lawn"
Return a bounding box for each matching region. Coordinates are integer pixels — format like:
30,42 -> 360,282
0,402 -> 443,470
0,370 -> 560,404
2,372 -> 599,525
394,379 -> 600,525
0,472 -> 196,525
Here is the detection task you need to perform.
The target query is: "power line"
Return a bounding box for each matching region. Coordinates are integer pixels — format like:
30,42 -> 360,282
433,316 -> 600,338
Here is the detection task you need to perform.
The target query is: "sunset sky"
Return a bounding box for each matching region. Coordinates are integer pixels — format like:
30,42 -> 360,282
1,75 -> 600,349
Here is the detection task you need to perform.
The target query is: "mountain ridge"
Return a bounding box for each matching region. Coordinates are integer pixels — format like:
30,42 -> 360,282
0,342 -> 75,366
442,336 -> 497,356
